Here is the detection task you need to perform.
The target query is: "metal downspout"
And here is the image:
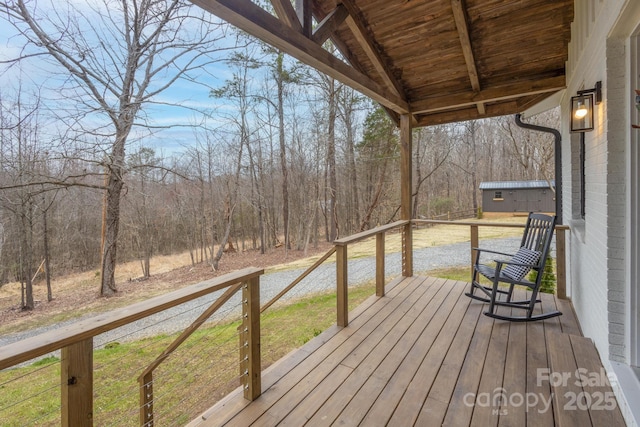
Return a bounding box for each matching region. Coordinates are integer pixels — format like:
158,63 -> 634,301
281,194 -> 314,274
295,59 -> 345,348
514,114 -> 563,224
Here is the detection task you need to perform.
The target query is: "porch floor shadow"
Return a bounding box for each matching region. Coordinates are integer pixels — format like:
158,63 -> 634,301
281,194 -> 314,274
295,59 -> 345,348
188,275 -> 625,427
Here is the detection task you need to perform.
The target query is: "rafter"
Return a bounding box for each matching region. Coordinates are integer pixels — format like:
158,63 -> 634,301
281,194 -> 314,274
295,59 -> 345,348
410,75 -> 566,115
416,102 -> 520,127
312,4 -> 349,45
328,34 -> 402,126
296,0 -> 312,38
451,0 -> 484,114
340,0 -> 406,100
192,0 -> 409,114
270,0 -> 303,33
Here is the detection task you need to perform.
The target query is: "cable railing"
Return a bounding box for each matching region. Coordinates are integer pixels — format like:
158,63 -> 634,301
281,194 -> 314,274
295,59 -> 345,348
0,268 -> 263,427
0,218 -> 570,426
412,219 -> 569,298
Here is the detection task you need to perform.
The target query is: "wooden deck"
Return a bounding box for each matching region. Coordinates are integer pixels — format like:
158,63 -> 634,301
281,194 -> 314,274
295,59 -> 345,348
189,276 -> 626,427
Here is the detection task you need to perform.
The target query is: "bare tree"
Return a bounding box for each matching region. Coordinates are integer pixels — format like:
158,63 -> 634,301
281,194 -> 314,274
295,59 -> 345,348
412,125 -> 451,218
498,112 -> 557,188
1,0 -> 231,295
210,50 -> 257,268
0,86 -> 43,309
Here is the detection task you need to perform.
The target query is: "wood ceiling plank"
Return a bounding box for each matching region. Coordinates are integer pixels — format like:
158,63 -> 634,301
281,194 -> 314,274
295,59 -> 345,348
341,0 -> 406,100
191,0 -> 409,114
270,0 -> 303,33
312,4 -> 349,45
410,75 -> 565,114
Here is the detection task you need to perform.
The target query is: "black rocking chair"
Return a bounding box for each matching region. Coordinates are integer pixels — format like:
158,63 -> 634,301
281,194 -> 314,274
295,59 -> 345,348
466,212 -> 562,321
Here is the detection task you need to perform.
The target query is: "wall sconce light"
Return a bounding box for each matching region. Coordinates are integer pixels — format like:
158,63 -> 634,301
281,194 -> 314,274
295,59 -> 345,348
570,81 -> 602,132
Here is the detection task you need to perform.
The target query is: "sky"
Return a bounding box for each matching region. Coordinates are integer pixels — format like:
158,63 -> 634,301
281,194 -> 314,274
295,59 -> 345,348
0,0 -> 253,157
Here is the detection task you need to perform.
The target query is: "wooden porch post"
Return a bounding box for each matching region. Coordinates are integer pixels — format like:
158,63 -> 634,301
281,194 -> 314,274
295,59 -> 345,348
376,232 -> 385,297
400,114 -> 413,277
61,338 -> 93,427
556,227 -> 567,299
336,244 -> 348,327
243,276 -> 261,401
470,225 -> 479,277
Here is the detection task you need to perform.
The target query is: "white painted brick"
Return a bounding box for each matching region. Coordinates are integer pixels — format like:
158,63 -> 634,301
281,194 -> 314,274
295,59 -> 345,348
608,290 -> 625,301
610,323 -> 625,335
608,301 -> 625,314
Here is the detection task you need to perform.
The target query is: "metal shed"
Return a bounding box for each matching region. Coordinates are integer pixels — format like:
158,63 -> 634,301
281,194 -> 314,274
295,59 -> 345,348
480,180 -> 555,213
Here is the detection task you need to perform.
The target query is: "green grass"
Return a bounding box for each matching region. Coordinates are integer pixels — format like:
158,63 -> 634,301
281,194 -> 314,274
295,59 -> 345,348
423,266 -> 472,282
0,283 -> 375,426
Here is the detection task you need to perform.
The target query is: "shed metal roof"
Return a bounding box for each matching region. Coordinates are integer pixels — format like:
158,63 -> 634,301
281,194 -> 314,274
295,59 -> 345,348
479,180 -> 555,190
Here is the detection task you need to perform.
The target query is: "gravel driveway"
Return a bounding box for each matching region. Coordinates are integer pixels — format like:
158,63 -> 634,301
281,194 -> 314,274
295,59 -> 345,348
1,237 -> 528,359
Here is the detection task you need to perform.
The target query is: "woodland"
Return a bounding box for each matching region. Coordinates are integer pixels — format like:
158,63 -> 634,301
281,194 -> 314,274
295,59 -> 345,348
0,0 -> 558,309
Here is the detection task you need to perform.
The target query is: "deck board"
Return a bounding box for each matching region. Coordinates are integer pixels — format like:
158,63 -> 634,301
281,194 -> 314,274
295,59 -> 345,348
190,276 -> 625,427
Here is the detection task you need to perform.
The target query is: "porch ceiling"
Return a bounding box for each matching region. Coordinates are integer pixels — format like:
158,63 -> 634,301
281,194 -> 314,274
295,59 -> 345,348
191,0 -> 573,127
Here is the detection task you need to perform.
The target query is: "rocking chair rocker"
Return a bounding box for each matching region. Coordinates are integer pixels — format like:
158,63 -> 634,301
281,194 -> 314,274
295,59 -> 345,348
466,212 -> 562,321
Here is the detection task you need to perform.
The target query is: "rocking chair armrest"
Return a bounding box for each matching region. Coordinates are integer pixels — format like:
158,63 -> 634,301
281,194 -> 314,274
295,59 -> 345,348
472,247 -> 515,258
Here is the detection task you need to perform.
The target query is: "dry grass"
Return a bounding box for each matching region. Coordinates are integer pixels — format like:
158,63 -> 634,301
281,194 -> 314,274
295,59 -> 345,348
337,215 -> 527,260
0,215 -> 525,335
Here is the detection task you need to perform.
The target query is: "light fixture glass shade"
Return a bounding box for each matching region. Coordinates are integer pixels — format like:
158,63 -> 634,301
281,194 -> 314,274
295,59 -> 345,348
571,93 -> 594,132
574,98 -> 588,118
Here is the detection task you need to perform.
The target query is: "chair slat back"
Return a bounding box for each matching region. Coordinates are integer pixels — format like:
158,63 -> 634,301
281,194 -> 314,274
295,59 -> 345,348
519,213 -> 557,270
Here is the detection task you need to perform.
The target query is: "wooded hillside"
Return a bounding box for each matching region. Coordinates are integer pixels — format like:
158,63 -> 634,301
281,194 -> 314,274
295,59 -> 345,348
0,2 -> 558,307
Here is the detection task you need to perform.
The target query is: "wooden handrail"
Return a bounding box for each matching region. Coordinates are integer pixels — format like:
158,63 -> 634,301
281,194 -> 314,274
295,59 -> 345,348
261,221 -> 411,327
413,219 -> 570,299
0,267 -> 263,370
334,220 -> 408,246
413,218 -> 570,230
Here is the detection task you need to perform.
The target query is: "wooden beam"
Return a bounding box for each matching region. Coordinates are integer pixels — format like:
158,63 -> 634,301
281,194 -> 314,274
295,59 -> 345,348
341,0 -> 406,100
451,0 -> 484,114
312,4 -> 349,45
296,0 -> 312,38
516,92 -> 558,112
270,0 -> 302,33
327,36 -> 402,126
416,101 -> 519,127
190,0 -> 409,114
410,75 -> 566,115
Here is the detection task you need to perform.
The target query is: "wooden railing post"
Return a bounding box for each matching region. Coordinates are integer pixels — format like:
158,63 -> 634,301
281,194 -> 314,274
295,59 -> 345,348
336,244 -> 348,327
242,276 -> 261,401
61,338 -> 93,427
402,223 -> 413,277
376,232 -> 385,297
470,225 -> 479,276
556,227 -> 567,299
139,372 -> 153,427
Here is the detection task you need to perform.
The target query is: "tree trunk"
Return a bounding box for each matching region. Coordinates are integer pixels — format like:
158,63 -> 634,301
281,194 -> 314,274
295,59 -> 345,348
470,122 -> 479,213
276,53 -> 291,251
327,78 -> 338,241
20,199 -> 34,310
413,139 -> 422,219
100,134 -> 126,296
43,204 -> 52,302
